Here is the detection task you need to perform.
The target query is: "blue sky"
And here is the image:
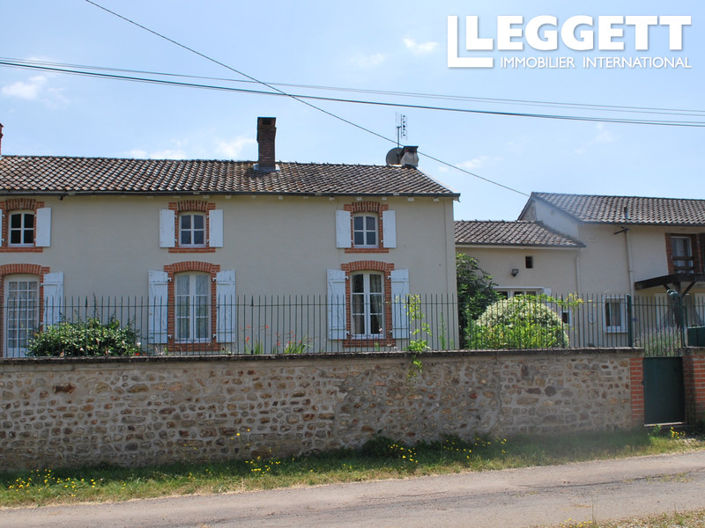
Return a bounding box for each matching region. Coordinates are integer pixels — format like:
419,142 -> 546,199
0,1 -> 702,221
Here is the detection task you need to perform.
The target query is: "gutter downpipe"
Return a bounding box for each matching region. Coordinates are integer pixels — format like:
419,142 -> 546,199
625,229 -> 635,298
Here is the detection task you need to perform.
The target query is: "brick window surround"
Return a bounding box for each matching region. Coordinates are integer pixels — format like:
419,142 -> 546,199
168,200 -> 216,254
0,198 -> 44,253
341,260 -> 395,347
163,261 -> 220,352
344,201 -> 389,254
0,263 -> 50,358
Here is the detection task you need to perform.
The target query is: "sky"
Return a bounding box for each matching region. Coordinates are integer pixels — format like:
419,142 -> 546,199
0,1 -> 703,221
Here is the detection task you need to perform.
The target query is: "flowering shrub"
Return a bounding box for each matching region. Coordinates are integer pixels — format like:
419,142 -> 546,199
466,295 -> 571,349
27,318 -> 140,357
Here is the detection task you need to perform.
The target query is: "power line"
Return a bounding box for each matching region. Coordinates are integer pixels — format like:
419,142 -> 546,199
4,59 -> 704,129
4,57 -> 705,118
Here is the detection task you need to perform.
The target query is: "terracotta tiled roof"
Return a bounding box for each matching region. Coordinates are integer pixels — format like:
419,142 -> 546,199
454,220 -> 583,248
0,156 -> 457,197
531,192 -> 705,226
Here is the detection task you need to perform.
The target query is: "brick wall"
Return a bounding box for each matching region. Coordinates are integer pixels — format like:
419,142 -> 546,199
683,348 -> 705,424
0,348 -> 641,471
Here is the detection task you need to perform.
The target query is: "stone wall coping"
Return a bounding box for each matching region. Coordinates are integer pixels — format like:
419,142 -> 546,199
0,347 -> 644,366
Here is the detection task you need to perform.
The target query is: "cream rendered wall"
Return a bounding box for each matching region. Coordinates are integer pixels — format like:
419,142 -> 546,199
457,246 -> 578,295
0,194 -> 456,298
528,199 -> 581,240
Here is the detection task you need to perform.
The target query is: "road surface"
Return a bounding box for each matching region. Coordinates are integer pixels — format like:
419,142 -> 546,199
3,451 -> 705,527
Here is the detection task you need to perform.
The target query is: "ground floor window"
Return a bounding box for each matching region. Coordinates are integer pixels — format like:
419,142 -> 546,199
496,288 -> 543,299
604,297 -> 627,333
175,272 -> 210,342
4,276 -> 39,357
350,271 -> 384,338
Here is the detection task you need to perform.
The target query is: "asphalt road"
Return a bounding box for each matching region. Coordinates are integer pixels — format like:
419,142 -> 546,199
3,451 -> 705,528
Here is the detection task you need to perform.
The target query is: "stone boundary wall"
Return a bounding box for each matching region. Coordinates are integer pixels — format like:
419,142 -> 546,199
0,349 -> 641,471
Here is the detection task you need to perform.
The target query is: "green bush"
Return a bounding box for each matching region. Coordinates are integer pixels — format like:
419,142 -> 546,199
466,295 -> 569,349
27,318 -> 140,357
456,253 -> 499,348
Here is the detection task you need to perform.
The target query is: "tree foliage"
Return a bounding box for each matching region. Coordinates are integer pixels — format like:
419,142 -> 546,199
456,253 -> 499,348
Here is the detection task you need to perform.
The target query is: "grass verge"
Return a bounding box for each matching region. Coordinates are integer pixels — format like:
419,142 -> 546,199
1,428 -> 703,508
555,508 -> 705,527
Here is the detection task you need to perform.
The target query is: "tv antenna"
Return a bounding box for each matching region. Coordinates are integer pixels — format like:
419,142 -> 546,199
395,113 -> 407,147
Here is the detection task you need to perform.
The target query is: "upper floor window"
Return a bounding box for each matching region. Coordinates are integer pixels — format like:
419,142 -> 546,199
335,201 -> 396,252
159,201 -> 223,252
9,212 -> 35,246
179,213 -> 206,247
353,214 -> 378,247
670,235 -> 695,273
0,199 -> 50,252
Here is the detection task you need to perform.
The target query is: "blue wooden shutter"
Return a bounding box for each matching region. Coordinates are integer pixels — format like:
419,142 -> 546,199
327,269 -> 347,339
391,269 -> 409,339
335,210 -> 351,248
216,269 -> 236,343
42,272 -> 63,327
382,210 -> 396,248
209,209 -> 224,248
148,270 -> 169,344
35,207 -> 52,247
159,209 -> 175,248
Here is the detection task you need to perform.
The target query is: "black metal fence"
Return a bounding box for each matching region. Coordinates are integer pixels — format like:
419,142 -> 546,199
7,294 -> 459,358
5,292 -> 705,358
463,293 -> 705,356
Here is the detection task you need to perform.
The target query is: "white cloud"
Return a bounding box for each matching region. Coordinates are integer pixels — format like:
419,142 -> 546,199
350,52 -> 386,68
574,124 -> 617,155
1,74 -> 68,107
458,156 -> 490,171
216,136 -> 256,159
403,37 -> 439,55
125,148 -> 186,159
2,75 -> 47,100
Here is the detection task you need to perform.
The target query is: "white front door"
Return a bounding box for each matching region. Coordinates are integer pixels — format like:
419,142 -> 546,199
4,276 -> 40,357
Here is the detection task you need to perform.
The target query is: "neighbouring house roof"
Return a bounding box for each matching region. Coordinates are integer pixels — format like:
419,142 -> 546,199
527,192 -> 705,226
454,220 -> 584,248
0,155 -> 458,197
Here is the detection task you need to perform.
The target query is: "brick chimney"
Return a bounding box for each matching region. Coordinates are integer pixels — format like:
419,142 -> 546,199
0,123 -> 4,157
255,117 -> 277,172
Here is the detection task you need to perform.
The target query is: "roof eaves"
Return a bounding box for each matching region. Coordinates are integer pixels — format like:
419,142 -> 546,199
456,242 -> 582,249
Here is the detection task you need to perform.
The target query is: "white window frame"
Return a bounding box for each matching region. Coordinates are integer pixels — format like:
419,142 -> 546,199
350,271 -> 385,339
4,275 -> 40,357
179,212 -> 207,248
352,213 -> 378,248
496,288 -> 543,298
603,296 -> 627,333
8,211 -> 35,247
174,272 -> 211,343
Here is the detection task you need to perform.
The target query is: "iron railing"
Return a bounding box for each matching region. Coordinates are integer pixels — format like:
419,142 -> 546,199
4,292 -> 705,358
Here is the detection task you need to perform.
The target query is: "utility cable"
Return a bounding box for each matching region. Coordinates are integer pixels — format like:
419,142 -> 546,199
3,60 -> 703,129
4,56 -> 705,118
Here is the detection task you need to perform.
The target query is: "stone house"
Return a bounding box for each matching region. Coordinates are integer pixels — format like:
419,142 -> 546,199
0,118 -> 459,357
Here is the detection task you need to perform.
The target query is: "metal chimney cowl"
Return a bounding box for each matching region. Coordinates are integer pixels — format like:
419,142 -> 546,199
400,146 -> 419,168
